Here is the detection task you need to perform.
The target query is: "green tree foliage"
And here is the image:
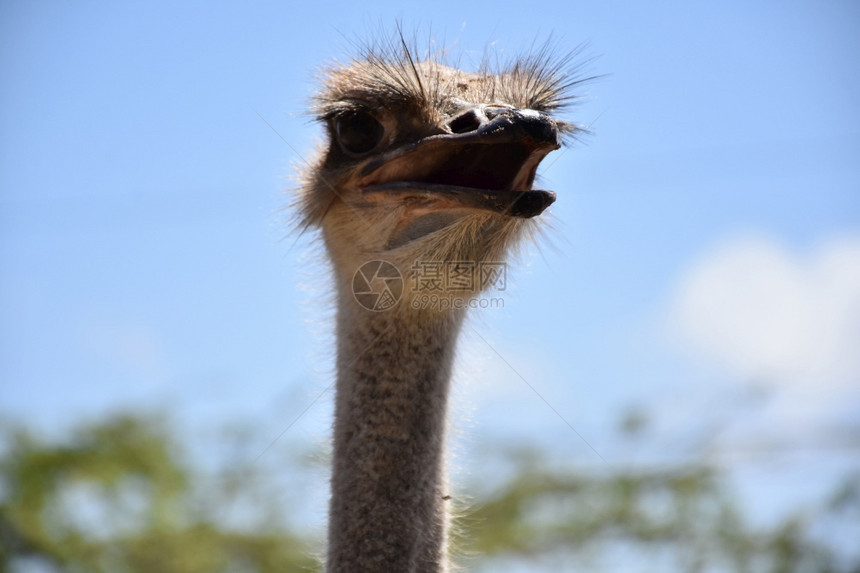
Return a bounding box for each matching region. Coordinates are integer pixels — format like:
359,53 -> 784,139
464,457 -> 856,572
1,414 -> 857,572
0,415 -> 316,573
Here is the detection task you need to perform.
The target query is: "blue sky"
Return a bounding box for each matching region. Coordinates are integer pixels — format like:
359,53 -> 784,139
2,0 -> 859,564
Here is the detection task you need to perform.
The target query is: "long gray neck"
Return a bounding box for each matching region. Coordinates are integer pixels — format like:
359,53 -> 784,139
326,299 -> 464,573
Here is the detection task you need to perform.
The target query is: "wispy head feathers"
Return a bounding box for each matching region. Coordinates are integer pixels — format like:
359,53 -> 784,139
312,29 -> 595,139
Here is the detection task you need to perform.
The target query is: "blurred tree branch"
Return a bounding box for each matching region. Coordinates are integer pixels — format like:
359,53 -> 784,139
0,415 -> 316,573
1,413 -> 857,572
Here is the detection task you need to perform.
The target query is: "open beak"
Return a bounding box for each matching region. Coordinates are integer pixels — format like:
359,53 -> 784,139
357,107 -> 561,219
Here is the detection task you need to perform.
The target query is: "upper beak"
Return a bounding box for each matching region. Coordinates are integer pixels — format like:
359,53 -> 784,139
357,106 -> 561,218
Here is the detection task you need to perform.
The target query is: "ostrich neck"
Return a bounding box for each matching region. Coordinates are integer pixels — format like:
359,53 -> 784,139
326,296 -> 464,573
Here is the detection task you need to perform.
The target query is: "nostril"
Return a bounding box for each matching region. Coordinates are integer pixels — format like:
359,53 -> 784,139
447,109 -> 484,134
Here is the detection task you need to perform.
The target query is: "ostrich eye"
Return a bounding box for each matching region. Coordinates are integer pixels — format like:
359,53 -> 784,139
334,111 -> 384,156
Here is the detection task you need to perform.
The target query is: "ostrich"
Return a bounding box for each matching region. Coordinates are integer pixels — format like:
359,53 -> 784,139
299,34 -> 583,572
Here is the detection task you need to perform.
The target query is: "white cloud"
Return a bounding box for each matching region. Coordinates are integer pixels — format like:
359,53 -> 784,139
668,234 -> 860,423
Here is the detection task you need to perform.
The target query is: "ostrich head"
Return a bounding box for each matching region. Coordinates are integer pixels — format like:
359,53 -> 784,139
300,37 -> 583,304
